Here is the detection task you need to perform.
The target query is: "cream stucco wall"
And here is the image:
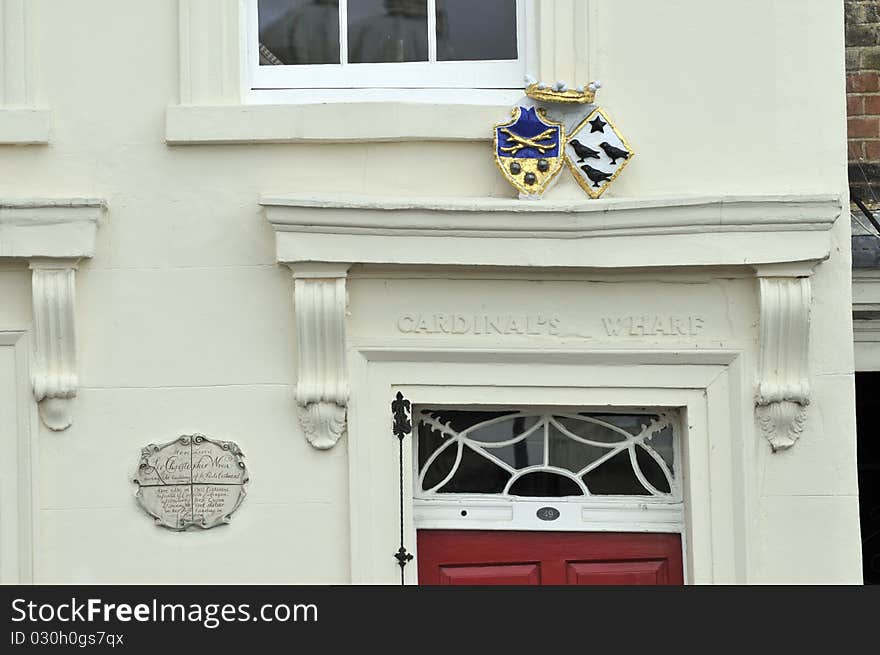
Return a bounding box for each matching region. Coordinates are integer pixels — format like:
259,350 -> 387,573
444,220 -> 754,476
0,0 -> 860,582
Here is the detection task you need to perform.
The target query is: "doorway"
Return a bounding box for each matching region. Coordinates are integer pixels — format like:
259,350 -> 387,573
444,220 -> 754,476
856,372 -> 880,584
413,406 -> 685,585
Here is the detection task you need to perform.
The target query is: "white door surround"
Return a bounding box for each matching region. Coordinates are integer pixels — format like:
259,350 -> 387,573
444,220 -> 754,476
263,192 -> 841,583
353,351 -> 746,584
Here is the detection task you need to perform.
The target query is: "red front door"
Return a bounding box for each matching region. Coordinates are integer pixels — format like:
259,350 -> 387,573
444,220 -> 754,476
417,530 -> 683,585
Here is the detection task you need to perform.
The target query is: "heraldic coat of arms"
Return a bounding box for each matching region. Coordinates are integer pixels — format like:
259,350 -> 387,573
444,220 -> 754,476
493,78 -> 634,200
494,106 -> 564,198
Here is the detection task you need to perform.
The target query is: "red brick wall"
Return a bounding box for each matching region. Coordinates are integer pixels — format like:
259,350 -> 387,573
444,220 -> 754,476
847,1 -> 880,202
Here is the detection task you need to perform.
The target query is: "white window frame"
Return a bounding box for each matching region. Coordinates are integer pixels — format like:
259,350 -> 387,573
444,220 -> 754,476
168,0 -> 593,143
249,0 -> 530,89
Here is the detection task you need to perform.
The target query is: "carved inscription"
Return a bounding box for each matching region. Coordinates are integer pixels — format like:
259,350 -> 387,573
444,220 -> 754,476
397,313 -> 561,336
133,434 -> 248,531
600,315 -> 705,337
395,312 -> 707,339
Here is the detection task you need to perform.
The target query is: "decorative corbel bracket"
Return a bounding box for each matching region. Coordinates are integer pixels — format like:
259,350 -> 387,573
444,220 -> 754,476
289,263 -> 351,449
754,263 -> 817,452
29,258 -> 80,431
1,198 -> 103,430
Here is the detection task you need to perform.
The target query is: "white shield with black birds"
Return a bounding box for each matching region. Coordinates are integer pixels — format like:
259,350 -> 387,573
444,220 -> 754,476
494,106 -> 565,197
565,107 -> 634,199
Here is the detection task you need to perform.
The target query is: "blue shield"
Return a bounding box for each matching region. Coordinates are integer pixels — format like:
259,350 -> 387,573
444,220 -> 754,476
494,106 -> 564,196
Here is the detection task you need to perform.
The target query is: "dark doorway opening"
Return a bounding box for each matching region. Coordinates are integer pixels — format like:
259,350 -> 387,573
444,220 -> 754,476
856,372 -> 880,584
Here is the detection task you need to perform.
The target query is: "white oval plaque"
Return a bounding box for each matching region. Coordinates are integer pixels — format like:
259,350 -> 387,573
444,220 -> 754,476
133,434 -> 248,531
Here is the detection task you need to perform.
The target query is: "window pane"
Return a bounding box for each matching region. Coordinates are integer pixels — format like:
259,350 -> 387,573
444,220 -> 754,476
436,445 -> 511,494
348,0 -> 428,63
548,424 -> 607,473
258,0 -> 340,65
508,472 -> 584,497
635,446 -> 671,494
491,428 -> 543,469
582,451 -> 651,496
437,0 -> 517,62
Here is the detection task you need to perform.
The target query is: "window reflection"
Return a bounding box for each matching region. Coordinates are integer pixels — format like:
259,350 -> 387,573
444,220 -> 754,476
348,0 -> 428,63
259,0 -> 340,65
258,0 -> 518,67
438,0 -> 517,62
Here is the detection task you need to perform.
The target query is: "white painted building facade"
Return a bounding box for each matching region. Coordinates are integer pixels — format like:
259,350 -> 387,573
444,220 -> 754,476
0,0 -> 862,583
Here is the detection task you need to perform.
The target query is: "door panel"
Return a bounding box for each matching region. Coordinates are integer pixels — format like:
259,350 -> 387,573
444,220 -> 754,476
418,530 -> 683,585
565,560 -> 670,585
439,563 -> 541,585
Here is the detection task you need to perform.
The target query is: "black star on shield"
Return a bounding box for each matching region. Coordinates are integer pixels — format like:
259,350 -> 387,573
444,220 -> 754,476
589,116 -> 607,133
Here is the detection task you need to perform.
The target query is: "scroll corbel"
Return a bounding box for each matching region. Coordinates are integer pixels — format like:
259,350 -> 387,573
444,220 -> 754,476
30,258 -> 80,431
289,263 -> 351,449
755,266 -> 815,452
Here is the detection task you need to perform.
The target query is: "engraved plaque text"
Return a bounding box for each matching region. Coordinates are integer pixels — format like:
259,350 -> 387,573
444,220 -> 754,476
133,434 -> 248,531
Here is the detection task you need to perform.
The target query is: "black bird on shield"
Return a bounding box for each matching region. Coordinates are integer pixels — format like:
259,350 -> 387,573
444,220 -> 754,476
599,142 -> 631,165
569,139 -> 601,163
581,164 -> 613,188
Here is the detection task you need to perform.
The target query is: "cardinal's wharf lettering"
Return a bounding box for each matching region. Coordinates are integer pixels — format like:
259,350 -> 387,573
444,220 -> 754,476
397,313 -> 561,336
601,315 -> 706,337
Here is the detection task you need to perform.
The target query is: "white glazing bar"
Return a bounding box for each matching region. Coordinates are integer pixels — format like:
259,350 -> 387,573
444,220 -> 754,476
543,418 -> 549,466
427,0 -> 437,63
339,0 -> 348,66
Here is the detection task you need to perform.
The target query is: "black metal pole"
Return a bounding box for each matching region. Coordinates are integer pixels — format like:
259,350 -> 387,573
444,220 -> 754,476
392,391 -> 413,585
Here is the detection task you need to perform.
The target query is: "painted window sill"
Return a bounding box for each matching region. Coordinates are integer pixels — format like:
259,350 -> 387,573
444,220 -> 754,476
0,108 -> 51,145
165,101 -> 510,145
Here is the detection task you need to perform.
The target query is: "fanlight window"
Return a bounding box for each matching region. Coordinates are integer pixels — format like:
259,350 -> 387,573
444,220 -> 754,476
416,410 -> 679,499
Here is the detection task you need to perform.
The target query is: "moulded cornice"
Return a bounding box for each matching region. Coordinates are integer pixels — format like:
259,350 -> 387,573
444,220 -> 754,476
853,268 -> 880,318
263,193 -> 839,269
0,198 -> 104,258
263,192 -> 839,220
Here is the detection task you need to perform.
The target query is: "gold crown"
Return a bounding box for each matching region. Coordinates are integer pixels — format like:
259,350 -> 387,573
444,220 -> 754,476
524,78 -> 600,104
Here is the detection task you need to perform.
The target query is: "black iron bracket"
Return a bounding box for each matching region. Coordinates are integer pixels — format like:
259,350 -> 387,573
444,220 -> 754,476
392,391 -> 413,585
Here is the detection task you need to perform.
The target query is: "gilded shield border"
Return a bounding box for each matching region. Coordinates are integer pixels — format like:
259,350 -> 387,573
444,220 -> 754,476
565,107 -> 635,199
